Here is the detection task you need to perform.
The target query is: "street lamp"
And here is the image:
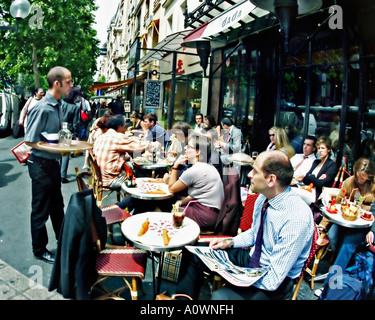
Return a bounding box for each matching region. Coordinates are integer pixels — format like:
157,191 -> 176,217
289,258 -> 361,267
0,0 -> 31,34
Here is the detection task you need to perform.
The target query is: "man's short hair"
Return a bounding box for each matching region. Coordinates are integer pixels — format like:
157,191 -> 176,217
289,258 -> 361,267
221,117 -> 233,126
306,135 -> 317,145
144,112 -> 157,124
262,151 -> 294,187
46,66 -> 69,88
107,114 -> 125,130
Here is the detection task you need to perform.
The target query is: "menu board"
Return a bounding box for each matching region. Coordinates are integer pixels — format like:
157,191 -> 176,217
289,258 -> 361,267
144,80 -> 162,108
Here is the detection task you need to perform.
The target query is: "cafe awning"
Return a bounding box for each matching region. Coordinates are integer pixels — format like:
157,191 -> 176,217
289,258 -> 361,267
183,0 -> 269,45
138,30 -> 193,65
89,73 -> 147,94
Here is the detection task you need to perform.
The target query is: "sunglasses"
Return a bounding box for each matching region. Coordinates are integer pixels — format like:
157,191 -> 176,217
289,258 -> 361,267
269,134 -> 275,137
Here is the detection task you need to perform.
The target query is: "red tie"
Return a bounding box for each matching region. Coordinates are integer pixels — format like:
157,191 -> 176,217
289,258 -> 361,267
226,132 -> 231,143
294,156 -> 308,171
248,200 -> 269,268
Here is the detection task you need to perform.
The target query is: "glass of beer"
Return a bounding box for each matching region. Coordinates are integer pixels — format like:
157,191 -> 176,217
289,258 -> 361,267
173,207 -> 185,228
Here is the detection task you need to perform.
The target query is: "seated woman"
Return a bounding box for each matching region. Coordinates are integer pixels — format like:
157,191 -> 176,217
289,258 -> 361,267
168,133 -> 224,232
303,136 -> 337,200
274,127 -> 295,158
320,157 -> 375,269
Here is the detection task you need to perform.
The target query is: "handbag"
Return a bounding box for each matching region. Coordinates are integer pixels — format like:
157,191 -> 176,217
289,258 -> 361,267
80,98 -> 90,121
12,120 -> 24,138
81,108 -> 89,121
156,250 -> 182,283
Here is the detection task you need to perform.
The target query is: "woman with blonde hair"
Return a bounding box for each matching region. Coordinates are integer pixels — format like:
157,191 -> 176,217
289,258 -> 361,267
320,158 -> 375,254
274,127 -> 295,158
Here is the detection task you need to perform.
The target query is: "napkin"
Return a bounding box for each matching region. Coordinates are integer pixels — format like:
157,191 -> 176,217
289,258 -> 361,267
147,189 -> 167,194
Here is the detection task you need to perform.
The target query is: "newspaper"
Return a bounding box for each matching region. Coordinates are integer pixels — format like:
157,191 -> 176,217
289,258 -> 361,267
186,246 -> 268,287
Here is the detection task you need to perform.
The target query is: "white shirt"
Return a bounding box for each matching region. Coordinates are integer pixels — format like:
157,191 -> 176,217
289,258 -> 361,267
290,153 -> 316,177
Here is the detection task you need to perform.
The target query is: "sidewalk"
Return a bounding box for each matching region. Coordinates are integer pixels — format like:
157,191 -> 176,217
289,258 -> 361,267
0,258 -> 65,300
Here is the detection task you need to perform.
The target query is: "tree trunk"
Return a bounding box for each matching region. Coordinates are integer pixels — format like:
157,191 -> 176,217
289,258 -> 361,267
32,44 -> 40,88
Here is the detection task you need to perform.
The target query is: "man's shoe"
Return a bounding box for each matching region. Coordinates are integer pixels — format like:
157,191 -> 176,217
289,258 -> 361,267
61,178 -> 69,184
34,250 -> 55,264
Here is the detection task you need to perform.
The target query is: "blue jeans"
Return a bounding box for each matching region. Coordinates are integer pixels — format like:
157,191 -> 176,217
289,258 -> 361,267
331,227 -> 368,270
60,155 -> 69,179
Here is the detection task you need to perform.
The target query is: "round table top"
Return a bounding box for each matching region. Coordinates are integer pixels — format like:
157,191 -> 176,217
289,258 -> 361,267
228,153 -> 254,166
121,211 -> 200,251
321,204 -> 374,229
37,140 -> 93,153
121,177 -> 174,200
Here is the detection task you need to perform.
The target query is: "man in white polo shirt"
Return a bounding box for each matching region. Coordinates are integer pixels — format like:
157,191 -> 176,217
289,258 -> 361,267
290,135 -> 317,182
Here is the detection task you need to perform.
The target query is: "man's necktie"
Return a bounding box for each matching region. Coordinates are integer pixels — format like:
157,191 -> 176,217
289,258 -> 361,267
248,199 -> 269,268
294,156 -> 308,171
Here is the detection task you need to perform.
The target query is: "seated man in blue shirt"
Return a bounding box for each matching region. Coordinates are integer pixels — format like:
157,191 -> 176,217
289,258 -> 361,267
142,112 -> 170,149
175,150 -> 315,300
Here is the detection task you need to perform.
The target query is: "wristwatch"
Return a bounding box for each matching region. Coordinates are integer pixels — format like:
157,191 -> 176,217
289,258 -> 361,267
228,238 -> 234,248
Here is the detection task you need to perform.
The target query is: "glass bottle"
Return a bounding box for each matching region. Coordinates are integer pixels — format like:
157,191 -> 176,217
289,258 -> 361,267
58,122 -> 72,146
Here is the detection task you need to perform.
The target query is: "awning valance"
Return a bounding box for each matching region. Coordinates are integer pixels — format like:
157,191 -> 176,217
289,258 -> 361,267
89,73 -> 147,93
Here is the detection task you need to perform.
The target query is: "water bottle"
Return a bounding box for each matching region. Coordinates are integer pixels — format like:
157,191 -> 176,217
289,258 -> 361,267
58,122 -> 72,146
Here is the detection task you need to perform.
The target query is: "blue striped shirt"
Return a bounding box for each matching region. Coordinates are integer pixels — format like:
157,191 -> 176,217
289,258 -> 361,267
233,187 -> 314,291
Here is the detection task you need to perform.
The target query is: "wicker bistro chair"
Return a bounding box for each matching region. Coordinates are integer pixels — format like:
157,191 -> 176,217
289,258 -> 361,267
75,167 -> 92,191
291,223 -> 320,300
91,220 -> 148,300
88,149 -> 123,207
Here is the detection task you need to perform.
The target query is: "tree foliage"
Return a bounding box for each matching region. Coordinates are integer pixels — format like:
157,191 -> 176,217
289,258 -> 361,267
0,0 -> 100,95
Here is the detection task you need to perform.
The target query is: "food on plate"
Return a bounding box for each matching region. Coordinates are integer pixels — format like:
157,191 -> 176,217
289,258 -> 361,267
147,189 -> 167,195
342,204 -> 359,221
301,183 -> 314,192
148,178 -> 165,183
137,218 -> 149,236
162,228 -> 171,246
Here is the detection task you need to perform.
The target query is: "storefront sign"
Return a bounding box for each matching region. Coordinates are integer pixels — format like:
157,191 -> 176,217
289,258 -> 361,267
202,0 -> 255,38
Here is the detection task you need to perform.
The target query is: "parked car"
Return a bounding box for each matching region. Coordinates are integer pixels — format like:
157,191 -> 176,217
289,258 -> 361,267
0,91 -> 21,137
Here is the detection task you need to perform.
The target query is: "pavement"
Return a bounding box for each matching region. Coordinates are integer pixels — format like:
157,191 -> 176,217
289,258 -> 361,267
0,135 -> 329,303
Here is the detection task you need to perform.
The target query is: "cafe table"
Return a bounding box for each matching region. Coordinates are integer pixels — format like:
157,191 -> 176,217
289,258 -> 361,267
321,204 -> 374,229
121,177 -> 174,200
121,211 -> 201,298
37,140 -> 93,154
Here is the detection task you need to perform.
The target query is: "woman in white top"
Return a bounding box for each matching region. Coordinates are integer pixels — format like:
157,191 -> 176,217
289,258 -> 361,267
168,133 -> 224,232
19,88 -> 44,133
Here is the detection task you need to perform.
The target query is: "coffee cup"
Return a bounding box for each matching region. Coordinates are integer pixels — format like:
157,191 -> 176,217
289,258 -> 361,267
173,207 -> 185,228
